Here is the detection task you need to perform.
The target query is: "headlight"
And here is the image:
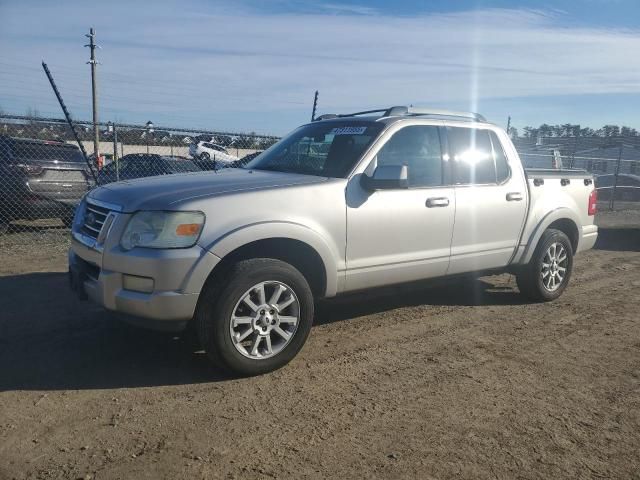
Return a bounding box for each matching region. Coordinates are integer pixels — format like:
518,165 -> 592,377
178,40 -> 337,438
120,211 -> 205,250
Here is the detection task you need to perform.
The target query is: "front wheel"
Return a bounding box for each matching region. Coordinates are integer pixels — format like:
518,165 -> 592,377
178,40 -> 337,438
516,228 -> 574,302
196,258 -> 314,376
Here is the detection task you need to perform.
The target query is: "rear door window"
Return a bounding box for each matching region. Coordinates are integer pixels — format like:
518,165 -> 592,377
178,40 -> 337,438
447,127 -> 495,185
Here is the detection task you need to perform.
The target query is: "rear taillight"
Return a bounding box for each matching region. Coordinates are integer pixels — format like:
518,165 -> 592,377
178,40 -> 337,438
588,189 -> 597,216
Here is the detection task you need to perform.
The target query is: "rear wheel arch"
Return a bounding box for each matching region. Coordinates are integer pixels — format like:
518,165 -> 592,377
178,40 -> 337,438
521,209 -> 581,264
546,218 -> 579,253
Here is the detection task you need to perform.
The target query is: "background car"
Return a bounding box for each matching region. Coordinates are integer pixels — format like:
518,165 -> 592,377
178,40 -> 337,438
97,154 -> 202,184
228,150 -> 263,168
0,135 -> 92,226
595,173 -> 640,202
189,141 -> 238,165
195,150 -> 263,171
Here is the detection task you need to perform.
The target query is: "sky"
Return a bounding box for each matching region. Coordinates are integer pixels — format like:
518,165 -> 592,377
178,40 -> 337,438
0,0 -> 639,135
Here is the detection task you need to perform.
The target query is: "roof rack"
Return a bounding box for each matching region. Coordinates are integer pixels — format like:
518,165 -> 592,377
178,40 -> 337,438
313,106 -> 486,122
384,106 -> 486,122
314,109 -> 388,121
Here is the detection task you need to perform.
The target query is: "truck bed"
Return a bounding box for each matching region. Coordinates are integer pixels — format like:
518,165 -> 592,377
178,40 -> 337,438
525,168 -> 593,179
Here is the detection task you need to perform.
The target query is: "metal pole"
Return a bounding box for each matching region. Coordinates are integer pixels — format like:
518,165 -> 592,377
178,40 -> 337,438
609,142 -> 624,211
41,62 -> 97,183
113,123 -> 119,182
311,90 -> 319,122
506,116 -> 511,134
85,28 -> 100,164
570,130 -> 580,169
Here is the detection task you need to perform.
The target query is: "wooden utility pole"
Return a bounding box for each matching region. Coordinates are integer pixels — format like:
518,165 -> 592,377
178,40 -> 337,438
85,27 -> 100,163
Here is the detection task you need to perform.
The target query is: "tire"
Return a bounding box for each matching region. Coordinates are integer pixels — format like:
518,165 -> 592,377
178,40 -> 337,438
199,152 -> 210,161
195,258 -> 314,376
516,228 -> 574,302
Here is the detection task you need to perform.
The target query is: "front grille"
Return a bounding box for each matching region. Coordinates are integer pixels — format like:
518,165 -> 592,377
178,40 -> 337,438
82,201 -> 111,239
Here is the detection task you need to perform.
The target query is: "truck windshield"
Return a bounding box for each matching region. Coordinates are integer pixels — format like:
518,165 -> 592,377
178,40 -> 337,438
244,121 -> 383,178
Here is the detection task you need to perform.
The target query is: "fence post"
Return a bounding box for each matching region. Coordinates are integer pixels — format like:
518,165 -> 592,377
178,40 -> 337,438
609,142 -> 624,211
113,124 -> 119,182
570,133 -> 579,168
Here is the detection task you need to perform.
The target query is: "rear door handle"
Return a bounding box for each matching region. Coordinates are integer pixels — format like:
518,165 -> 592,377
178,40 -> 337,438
506,192 -> 523,202
426,197 -> 450,208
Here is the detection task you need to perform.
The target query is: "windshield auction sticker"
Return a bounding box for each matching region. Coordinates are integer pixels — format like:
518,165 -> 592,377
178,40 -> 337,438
330,126 -> 367,135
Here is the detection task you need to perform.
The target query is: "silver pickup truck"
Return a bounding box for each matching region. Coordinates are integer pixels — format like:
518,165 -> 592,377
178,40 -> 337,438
69,106 -> 598,375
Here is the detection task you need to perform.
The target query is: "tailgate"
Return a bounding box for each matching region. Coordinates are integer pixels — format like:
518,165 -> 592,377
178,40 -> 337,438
28,167 -> 91,204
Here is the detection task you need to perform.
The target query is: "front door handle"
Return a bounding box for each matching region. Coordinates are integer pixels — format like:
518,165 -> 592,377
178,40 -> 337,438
426,197 -> 450,208
506,192 -> 523,202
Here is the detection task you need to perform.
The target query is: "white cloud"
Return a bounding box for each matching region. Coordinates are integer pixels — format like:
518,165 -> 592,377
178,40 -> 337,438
318,3 -> 378,15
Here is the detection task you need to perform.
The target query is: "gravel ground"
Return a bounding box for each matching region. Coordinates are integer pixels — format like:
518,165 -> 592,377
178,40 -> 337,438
0,210 -> 639,479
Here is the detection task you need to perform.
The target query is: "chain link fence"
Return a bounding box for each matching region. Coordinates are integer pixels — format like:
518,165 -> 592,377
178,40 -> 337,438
518,139 -> 640,209
2,113 -> 640,252
0,114 -> 279,249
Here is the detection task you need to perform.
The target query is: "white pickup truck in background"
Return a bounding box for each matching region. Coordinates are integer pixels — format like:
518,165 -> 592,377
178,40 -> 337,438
69,106 -> 598,375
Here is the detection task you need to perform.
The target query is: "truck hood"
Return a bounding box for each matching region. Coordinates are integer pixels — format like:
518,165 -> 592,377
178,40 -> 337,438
88,168 -> 327,211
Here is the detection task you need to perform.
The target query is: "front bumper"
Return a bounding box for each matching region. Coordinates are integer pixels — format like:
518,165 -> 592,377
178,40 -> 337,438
68,214 -> 220,331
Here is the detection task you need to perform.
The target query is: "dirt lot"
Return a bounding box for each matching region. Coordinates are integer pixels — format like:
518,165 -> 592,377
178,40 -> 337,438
1,210 -> 639,480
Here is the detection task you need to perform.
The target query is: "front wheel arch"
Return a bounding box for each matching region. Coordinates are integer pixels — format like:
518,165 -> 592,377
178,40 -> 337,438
203,237 -> 327,298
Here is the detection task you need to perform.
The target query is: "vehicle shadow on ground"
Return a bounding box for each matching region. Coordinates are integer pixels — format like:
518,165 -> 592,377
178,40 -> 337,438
0,271 -> 522,391
594,227 -> 640,252
0,272 -> 227,392
315,276 -> 524,325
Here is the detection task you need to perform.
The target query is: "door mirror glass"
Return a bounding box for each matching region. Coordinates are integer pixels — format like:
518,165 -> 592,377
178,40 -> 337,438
361,164 -> 408,190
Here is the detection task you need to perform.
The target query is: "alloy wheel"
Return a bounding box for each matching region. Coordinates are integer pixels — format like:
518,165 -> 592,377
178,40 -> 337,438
229,281 -> 300,359
541,241 -> 568,292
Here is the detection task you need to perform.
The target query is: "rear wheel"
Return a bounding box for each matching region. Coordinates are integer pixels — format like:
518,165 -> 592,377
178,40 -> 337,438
199,152 -> 210,161
516,228 -> 573,302
196,258 -> 314,376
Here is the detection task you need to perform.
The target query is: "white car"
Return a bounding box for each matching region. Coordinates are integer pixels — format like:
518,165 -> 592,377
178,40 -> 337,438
189,141 -> 238,164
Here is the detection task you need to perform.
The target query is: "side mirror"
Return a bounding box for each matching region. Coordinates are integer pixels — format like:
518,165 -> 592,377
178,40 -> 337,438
361,164 -> 408,190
